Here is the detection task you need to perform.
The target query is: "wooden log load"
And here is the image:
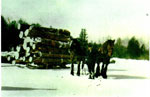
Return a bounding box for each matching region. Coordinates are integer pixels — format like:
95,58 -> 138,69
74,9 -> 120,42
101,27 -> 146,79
15,25 -> 72,69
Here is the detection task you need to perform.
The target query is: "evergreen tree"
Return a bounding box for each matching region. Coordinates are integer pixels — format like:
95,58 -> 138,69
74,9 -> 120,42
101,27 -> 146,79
113,38 -> 127,58
140,44 -> 146,55
1,16 -> 9,51
31,23 -> 41,27
18,19 -> 29,25
8,20 -> 20,49
79,29 -> 88,42
127,37 -> 141,58
78,29 -> 88,56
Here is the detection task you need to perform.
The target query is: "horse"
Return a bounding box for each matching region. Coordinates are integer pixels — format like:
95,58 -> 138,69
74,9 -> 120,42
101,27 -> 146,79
87,39 -> 115,79
70,38 -> 88,76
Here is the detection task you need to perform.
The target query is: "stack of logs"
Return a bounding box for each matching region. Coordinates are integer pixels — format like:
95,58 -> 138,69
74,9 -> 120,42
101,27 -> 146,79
13,25 -> 72,69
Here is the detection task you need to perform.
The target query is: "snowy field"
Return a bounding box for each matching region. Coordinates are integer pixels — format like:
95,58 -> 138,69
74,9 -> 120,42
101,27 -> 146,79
1,58 -> 150,97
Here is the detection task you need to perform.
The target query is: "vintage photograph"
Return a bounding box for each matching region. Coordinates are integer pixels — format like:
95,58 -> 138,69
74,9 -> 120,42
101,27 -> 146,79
1,0 -> 150,97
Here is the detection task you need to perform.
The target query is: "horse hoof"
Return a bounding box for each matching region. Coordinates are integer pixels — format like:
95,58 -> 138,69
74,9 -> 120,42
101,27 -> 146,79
89,77 -> 91,79
99,73 -> 102,76
77,73 -> 80,76
71,72 -> 74,76
94,73 -> 101,78
89,75 -> 92,79
102,75 -> 107,79
95,74 -> 98,78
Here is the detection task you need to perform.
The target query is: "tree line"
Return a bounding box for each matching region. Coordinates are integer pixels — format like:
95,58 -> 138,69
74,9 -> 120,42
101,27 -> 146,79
1,16 -> 41,51
77,29 -> 149,60
113,37 -> 149,60
1,16 -> 149,60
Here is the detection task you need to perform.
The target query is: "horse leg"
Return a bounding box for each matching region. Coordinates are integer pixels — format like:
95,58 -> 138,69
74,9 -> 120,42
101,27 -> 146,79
81,58 -> 84,69
91,63 -> 95,79
77,60 -> 81,76
103,58 -> 110,79
71,56 -> 75,75
87,62 -> 93,79
81,58 -> 85,75
99,62 -> 102,76
101,63 -> 105,78
95,62 -> 100,78
71,63 -> 74,75
87,63 -> 91,79
103,63 -> 109,79
89,69 -> 94,79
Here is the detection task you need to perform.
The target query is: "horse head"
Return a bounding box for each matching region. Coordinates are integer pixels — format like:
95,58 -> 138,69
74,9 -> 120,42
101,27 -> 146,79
106,39 -> 115,57
98,39 -> 115,57
70,38 -> 79,50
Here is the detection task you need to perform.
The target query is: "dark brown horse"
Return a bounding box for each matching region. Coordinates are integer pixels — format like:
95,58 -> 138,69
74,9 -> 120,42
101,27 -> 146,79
87,39 -> 115,79
70,38 -> 87,76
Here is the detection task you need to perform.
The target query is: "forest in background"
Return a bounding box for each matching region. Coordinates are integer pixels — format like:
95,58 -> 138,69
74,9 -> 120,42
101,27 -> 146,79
1,16 -> 149,60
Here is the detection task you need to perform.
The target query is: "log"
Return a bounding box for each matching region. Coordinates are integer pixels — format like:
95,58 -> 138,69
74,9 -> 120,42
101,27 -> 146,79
29,51 -> 70,59
32,47 -> 70,54
12,60 -> 16,65
41,53 -> 71,59
28,28 -> 70,42
16,59 -> 29,64
16,57 -> 71,67
59,29 -> 70,36
33,58 -> 71,65
36,39 -> 71,49
24,29 -> 29,37
16,46 -> 21,53
19,31 -> 24,39
29,51 -> 42,57
30,26 -> 70,36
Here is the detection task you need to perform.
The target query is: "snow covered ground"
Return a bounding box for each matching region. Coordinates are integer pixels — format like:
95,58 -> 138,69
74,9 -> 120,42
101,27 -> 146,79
1,58 -> 150,97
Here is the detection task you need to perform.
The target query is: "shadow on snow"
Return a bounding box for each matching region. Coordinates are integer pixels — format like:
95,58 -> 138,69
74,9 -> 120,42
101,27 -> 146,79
108,69 -> 127,71
1,86 -> 57,91
108,74 -> 147,79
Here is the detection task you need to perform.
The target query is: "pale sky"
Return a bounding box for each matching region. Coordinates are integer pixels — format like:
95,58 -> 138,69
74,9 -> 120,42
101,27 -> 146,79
1,0 -> 150,45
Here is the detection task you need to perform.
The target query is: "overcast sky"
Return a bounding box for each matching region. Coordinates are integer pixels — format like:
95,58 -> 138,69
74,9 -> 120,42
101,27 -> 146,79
2,0 -> 150,45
